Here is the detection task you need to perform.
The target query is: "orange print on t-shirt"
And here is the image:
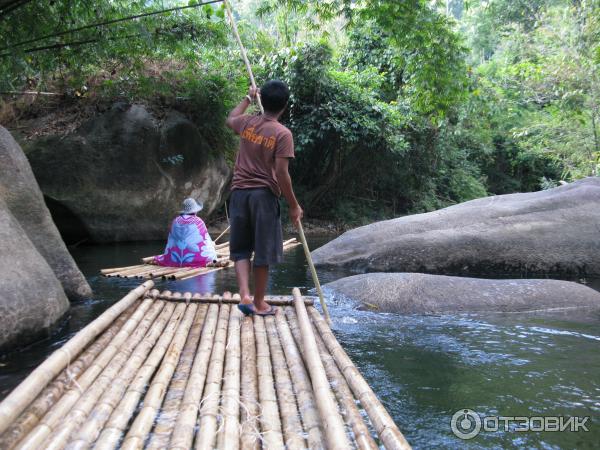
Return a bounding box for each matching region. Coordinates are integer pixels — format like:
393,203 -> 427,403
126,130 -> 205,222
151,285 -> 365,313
241,127 -> 276,150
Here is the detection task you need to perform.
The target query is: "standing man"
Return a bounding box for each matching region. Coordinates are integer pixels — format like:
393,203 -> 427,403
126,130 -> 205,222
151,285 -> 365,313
225,80 -> 303,315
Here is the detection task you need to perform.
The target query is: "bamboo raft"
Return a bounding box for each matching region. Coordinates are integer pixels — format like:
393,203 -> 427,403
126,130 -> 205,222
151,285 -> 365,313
100,238 -> 301,281
0,282 -> 411,450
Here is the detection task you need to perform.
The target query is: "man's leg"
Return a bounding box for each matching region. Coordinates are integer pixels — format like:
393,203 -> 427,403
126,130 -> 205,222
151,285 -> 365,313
235,259 -> 252,304
252,265 -> 270,312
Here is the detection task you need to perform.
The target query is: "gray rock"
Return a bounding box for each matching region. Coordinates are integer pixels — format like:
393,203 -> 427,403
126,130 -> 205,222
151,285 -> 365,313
313,178 -> 600,277
325,273 -> 600,314
25,104 -> 231,242
0,198 -> 69,351
0,126 -> 91,300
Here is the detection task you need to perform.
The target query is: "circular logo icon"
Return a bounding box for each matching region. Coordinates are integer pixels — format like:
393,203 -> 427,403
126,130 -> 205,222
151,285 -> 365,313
451,409 -> 481,439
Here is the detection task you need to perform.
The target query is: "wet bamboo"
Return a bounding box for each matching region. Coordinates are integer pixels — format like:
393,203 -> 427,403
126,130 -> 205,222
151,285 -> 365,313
169,303 -> 220,450
216,295 -> 242,450
0,303 -> 137,450
312,322 -> 379,450
215,241 -> 230,250
239,314 -> 259,450
264,314 -> 306,449
280,307 -> 326,449
178,264 -> 234,280
65,300 -> 179,449
92,298 -> 185,450
38,298 -> 169,450
292,288 -> 350,450
0,282 -> 154,439
253,315 -> 285,449
141,256 -> 156,263
168,266 -> 211,280
112,265 -> 156,277
308,307 -> 412,450
213,225 -> 230,244
148,292 -> 315,306
149,266 -> 185,278
297,223 -> 331,324
101,264 -> 147,275
194,303 -> 230,450
120,302 -> 195,450
146,301 -> 209,449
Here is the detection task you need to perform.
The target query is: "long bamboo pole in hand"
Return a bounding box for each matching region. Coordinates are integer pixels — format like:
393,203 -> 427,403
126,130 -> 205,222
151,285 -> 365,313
297,221 -> 331,324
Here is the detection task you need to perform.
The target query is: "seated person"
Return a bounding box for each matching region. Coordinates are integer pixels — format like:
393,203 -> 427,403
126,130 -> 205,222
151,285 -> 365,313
154,198 -> 218,267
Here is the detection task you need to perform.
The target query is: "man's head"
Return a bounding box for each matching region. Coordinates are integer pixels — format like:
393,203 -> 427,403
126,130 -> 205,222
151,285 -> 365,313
261,80 -> 290,115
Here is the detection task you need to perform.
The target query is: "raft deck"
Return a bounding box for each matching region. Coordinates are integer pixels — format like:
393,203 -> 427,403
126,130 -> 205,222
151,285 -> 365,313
100,238 -> 301,280
0,282 -> 411,450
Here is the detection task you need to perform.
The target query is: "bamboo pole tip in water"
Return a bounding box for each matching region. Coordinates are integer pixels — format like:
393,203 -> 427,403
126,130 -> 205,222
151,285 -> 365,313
149,289 -> 160,299
183,292 -> 192,304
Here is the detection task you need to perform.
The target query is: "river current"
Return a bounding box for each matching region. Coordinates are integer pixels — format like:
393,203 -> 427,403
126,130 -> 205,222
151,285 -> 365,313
1,237 -> 598,449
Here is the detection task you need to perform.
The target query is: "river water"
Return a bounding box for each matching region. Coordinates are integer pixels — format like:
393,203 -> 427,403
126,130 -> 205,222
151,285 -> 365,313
1,237 -> 599,449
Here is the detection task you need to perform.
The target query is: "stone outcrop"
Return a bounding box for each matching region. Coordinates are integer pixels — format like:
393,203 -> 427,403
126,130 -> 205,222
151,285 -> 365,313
313,178 -> 600,277
24,104 -> 231,243
0,198 -> 69,351
0,126 -> 91,300
325,273 -> 600,314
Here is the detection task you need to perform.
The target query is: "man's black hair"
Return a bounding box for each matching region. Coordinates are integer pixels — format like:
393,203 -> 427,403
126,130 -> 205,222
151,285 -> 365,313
261,80 -> 290,113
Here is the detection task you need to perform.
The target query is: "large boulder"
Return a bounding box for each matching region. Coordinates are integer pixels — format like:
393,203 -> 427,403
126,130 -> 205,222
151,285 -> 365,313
24,104 -> 231,242
313,178 -> 600,277
0,126 -> 91,300
325,273 -> 600,314
0,198 -> 69,351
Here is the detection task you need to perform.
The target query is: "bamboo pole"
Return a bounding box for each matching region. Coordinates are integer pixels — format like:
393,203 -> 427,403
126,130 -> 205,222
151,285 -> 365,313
239,314 -> 259,450
308,307 -> 412,450
279,307 -> 326,449
147,292 -> 315,306
215,241 -> 230,250
65,300 -> 179,449
296,223 -> 331,324
101,264 -> 148,275
169,303 -> 220,450
292,288 -> 350,450
0,302 -> 137,450
0,281 -> 153,437
264,314 -> 306,449
253,315 -> 285,449
216,295 -> 242,450
195,303 -> 230,450
146,302 -> 208,449
120,302 -> 194,450
213,225 -> 230,244
37,298 -> 169,450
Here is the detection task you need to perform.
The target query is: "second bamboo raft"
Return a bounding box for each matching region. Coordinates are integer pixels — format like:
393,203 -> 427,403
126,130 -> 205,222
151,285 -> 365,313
0,282 -> 411,450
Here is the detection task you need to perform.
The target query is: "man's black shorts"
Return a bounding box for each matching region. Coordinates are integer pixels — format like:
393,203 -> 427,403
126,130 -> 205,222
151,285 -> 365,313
229,188 -> 283,266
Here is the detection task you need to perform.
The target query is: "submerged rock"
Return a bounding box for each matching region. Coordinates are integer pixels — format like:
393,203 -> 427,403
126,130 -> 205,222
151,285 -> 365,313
25,104 -> 231,242
325,273 -> 600,314
0,126 -> 91,300
0,198 -> 69,350
313,178 -> 600,277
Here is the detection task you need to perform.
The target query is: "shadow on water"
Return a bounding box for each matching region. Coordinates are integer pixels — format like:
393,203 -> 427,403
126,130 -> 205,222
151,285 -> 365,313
1,235 -> 599,449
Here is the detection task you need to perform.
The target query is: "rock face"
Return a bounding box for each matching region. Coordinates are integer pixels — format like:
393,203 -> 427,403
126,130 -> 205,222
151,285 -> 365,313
313,178 -> 600,277
325,273 -> 600,314
0,126 -> 91,300
25,104 -> 232,243
0,198 -> 69,351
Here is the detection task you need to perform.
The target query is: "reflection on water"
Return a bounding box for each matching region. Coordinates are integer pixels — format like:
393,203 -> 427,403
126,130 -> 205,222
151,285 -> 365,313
1,237 -> 599,449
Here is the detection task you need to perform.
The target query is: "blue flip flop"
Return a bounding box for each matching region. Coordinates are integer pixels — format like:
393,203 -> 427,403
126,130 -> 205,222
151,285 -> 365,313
237,303 -> 255,316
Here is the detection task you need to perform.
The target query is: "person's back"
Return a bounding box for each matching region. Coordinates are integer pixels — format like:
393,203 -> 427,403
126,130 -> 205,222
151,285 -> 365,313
225,80 -> 303,315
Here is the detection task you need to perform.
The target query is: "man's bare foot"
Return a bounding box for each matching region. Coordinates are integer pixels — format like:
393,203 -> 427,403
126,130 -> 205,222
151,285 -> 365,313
253,300 -> 274,314
240,294 -> 253,305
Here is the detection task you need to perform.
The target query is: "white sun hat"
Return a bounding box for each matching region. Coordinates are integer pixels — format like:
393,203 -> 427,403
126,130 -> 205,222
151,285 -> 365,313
180,198 -> 203,214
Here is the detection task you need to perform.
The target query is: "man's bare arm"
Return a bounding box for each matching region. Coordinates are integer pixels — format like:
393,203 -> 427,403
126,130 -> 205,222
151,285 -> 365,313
275,157 -> 303,226
226,86 -> 258,130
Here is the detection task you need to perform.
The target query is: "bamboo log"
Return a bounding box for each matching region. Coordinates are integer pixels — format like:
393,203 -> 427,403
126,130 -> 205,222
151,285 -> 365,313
279,308 -> 326,449
169,303 -> 220,450
141,256 -> 157,263
120,302 -> 195,450
311,321 -> 379,450
0,282 -> 153,438
146,302 -> 208,449
253,315 -> 285,449
65,300 -> 179,449
195,303 -> 230,450
239,314 -> 259,450
216,294 -> 242,450
308,307 -> 412,450
265,314 -> 306,449
38,298 -> 169,450
100,264 -> 148,275
292,288 -> 350,450
147,292 -> 315,306
178,264 -> 234,280
215,241 -> 229,250
113,265 -> 156,277
92,297 -> 185,450
213,225 -> 230,244
0,302 -> 137,450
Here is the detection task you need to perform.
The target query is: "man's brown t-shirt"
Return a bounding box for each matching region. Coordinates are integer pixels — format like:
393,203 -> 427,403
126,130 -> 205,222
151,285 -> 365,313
229,114 -> 295,197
